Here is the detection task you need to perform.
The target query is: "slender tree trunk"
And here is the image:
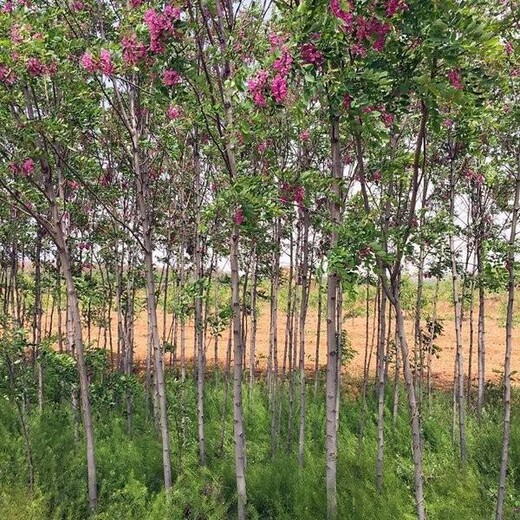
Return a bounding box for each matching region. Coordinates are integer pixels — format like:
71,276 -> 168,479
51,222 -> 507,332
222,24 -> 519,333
230,225 -> 247,519
376,289 -> 387,493
449,167 -> 467,465
298,208 -> 310,466
392,291 -> 426,520
326,115 -> 341,520
495,173 -> 520,520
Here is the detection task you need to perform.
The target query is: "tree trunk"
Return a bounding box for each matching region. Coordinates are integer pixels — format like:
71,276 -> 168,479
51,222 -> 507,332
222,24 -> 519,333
230,225 -> 247,520
495,173 -> 520,520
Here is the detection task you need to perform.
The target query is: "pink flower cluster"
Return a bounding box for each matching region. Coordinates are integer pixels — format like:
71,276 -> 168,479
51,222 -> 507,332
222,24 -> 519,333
71,0 -> 84,11
0,64 -> 17,85
464,169 -> 484,185
300,42 -> 324,67
354,16 -> 391,54
447,68 -> 463,90
144,5 -> 181,54
162,69 -> 181,87
26,57 -> 56,77
299,129 -> 310,141
167,104 -> 182,120
269,32 -> 287,50
271,74 -> 288,103
2,1 -> 13,13
80,49 -> 115,75
233,207 -> 245,225
9,158 -> 34,176
330,0 -> 354,31
122,33 -> 147,66
504,40 -> 514,56
379,107 -> 394,127
385,0 -> 408,17
247,69 -> 270,107
280,182 -> 305,207
273,47 -> 293,76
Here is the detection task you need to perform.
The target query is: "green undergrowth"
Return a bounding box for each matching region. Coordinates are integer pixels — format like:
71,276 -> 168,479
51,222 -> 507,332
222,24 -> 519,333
0,373 -> 518,519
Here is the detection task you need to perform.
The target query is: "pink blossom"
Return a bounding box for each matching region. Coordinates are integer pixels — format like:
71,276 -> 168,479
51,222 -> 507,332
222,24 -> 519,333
300,42 -> 324,67
129,0 -> 143,7
330,0 -> 354,31
273,48 -> 293,76
163,5 -> 181,21
269,32 -> 287,50
299,129 -> 310,141
294,186 -> 305,206
162,69 -> 181,86
252,91 -> 267,107
167,104 -> 183,120
381,112 -> 394,127
233,208 -> 245,225
2,1 -> 13,13
443,118 -> 454,129
271,74 -> 288,103
447,68 -> 463,90
21,158 -> 34,175
71,0 -> 84,11
26,57 -> 46,77
248,70 -> 269,107
80,52 -> 97,73
386,0 -> 408,17
99,48 -> 115,75
122,34 -> 147,65
0,65 -> 16,85
257,141 -> 268,153
351,43 -> 367,57
10,25 -> 22,43
68,179 -> 80,190
144,6 -> 179,53
8,162 -> 20,174
504,40 -> 514,56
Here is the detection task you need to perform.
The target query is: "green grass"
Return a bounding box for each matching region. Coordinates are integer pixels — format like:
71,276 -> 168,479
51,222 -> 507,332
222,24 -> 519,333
0,371 -> 518,519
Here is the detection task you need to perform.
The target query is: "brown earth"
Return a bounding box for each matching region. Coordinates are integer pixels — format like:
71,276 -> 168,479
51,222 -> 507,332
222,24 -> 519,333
51,294 -> 520,387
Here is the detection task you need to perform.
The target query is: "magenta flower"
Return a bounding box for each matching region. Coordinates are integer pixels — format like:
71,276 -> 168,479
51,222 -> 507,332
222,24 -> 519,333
443,118 -> 454,129
0,65 -> 16,85
129,0 -> 143,7
162,69 -> 181,86
271,74 -> 288,103
80,52 -> 97,73
386,0 -> 408,17
99,49 -> 115,75
300,43 -> 324,67
294,186 -> 305,206
447,68 -> 463,90
10,25 -> 22,43
273,48 -> 293,76
21,158 -> 34,176
122,34 -> 147,66
257,141 -> 268,153
233,208 -> 245,225
299,129 -> 310,141
381,112 -> 394,127
71,0 -> 84,11
26,57 -> 46,77
269,32 -> 287,50
2,1 -> 13,13
330,0 -> 354,31
167,105 -> 183,120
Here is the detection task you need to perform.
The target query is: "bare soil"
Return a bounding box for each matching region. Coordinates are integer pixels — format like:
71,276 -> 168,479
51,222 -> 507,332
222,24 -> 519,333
57,295 -> 520,387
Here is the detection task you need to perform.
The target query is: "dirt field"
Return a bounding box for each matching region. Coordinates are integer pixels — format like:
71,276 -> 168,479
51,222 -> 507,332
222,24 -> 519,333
61,294 -> 519,387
